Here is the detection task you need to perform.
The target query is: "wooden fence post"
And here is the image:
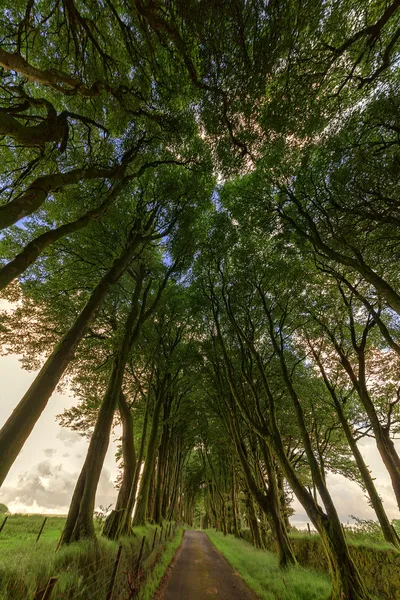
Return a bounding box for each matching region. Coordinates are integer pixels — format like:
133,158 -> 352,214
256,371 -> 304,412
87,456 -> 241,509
36,517 -> 48,543
307,523 -> 311,534
55,531 -> 63,553
0,515 -> 8,534
36,577 -> 58,600
106,544 -> 123,600
135,535 -> 146,576
151,527 -> 158,551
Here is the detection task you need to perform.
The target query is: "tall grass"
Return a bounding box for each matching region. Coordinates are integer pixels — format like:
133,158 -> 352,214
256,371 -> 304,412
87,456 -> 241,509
0,515 -> 65,599
137,526 -> 183,600
205,529 -> 331,600
0,515 -> 182,599
0,514 -> 65,544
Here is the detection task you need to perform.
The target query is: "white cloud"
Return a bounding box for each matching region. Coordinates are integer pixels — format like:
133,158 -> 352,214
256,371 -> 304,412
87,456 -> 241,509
290,438 -> 400,529
0,460 -> 76,511
0,461 -> 117,514
0,354 -> 119,514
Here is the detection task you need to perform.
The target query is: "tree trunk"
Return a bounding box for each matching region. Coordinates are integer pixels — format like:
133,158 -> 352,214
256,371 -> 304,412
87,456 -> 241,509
103,391 -> 136,539
343,412 -> 400,548
216,299 -> 370,595
231,467 -> 239,537
117,392 -> 151,536
283,200 -> 400,316
245,490 -> 263,549
276,469 -> 291,532
376,431 -> 400,512
207,480 -> 218,529
229,411 -> 296,567
167,447 -> 183,521
133,388 -> 164,526
162,443 -> 176,520
221,496 -> 228,536
147,467 -> 156,522
0,233 -> 142,486
0,165 -> 122,230
154,403 -> 171,524
329,335 -> 400,511
204,449 -> 228,535
313,350 -> 400,548
0,180 -> 128,290
61,279 -> 144,544
261,439 -> 297,568
0,47 -> 107,97
61,388 -> 118,543
0,111 -> 68,148
263,312 -> 372,599
269,422 -> 372,600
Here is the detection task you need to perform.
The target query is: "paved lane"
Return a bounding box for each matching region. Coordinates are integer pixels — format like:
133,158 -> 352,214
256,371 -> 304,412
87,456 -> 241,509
161,530 -> 259,600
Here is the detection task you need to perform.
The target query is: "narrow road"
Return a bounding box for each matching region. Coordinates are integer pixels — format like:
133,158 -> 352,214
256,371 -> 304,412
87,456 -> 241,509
161,530 -> 259,600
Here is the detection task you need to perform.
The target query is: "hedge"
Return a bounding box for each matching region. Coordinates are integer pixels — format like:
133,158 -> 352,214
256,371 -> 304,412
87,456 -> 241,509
262,532 -> 400,599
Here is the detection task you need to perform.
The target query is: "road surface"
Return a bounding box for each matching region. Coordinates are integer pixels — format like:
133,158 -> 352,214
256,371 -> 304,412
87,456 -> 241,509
161,530 -> 259,600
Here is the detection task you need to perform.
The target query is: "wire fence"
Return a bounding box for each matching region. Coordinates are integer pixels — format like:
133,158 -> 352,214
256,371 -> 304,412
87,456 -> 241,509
33,521 -> 180,600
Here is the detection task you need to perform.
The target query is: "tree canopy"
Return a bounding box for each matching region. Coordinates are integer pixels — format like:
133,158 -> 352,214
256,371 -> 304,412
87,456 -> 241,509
0,2 -> 399,599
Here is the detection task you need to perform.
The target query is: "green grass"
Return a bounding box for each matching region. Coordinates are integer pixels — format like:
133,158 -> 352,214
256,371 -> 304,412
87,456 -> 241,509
289,530 -> 396,552
342,535 -> 396,551
138,526 -> 184,600
0,514 -> 182,599
0,515 -> 65,599
0,514 -> 65,545
205,529 -> 331,600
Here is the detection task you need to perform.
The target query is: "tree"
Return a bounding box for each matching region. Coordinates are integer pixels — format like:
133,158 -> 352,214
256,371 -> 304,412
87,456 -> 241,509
1,3 -> 400,597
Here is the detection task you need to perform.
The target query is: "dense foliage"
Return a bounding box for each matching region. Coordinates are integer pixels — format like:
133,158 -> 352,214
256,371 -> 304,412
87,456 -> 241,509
0,1 -> 399,599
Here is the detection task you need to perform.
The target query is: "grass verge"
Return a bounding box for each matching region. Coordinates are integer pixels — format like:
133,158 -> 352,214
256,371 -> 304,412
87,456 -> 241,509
137,526 -> 184,600
0,515 -> 181,599
205,529 -> 331,600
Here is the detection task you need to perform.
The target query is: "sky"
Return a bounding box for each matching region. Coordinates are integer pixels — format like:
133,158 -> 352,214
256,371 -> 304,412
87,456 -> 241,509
0,352 -> 399,528
0,353 -> 120,515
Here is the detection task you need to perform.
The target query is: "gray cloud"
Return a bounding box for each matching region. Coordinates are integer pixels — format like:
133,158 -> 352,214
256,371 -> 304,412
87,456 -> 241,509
0,461 -> 117,512
43,448 -> 57,458
56,428 -> 82,447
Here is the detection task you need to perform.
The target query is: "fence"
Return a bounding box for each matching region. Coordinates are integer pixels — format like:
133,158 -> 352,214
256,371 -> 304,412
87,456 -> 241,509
31,521 -> 180,600
0,514 -> 65,543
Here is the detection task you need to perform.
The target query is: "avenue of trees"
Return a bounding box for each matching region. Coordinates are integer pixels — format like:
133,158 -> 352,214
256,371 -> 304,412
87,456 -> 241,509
0,1 -> 399,599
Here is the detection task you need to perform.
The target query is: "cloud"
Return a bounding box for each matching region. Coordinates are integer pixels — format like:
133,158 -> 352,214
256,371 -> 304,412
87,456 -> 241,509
56,428 -> 82,447
325,474 -> 375,522
0,461 -> 74,511
0,461 -> 117,514
43,448 -> 57,458
290,468 -> 399,531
